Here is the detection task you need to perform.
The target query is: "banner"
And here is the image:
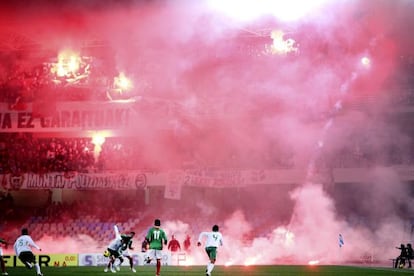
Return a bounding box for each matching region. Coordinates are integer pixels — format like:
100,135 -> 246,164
7,167 -> 414,190
3,254 -> 78,267
0,169 -> 311,190
1,172 -> 148,190
164,171 -> 183,200
2,167 -> 414,190
0,101 -> 134,133
78,252 -> 171,266
178,168 -> 307,187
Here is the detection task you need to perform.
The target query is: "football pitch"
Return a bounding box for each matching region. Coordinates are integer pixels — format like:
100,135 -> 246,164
5,265 -> 414,276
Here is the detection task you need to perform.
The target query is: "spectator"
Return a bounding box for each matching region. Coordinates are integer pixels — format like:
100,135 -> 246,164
183,234 -> 191,252
167,235 -> 181,253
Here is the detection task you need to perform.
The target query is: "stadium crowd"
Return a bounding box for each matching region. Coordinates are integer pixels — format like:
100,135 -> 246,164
0,52 -> 413,106
0,132 -> 413,175
0,54 -> 119,105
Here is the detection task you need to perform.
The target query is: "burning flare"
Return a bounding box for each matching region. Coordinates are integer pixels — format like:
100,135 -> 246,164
265,30 -> 298,55
51,50 -> 81,77
114,72 -> 133,92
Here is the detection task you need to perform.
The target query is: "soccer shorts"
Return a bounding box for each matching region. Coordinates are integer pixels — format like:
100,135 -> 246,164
19,251 -> 36,268
108,248 -> 121,258
0,247 -> 3,256
148,249 -> 163,260
205,246 -> 217,260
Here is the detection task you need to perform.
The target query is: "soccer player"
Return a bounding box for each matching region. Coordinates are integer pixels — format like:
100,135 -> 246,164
0,237 -> 9,276
395,243 -> 408,268
145,219 -> 168,276
114,229 -> 136,273
407,243 -> 413,268
13,228 -> 43,276
197,225 -> 223,276
104,225 -> 125,273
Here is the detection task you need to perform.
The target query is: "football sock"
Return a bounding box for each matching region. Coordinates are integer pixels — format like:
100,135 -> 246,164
110,258 -> 115,268
0,258 -> 5,272
35,263 -> 41,274
207,262 -> 215,273
127,256 -> 133,268
156,259 -> 161,274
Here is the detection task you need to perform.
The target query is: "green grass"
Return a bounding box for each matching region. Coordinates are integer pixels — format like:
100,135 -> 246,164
5,265 -> 414,276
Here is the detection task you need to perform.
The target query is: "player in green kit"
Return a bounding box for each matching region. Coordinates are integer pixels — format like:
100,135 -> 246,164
145,219 -> 168,276
113,227 -> 136,273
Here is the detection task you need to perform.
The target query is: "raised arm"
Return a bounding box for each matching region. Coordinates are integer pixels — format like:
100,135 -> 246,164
114,225 -> 121,240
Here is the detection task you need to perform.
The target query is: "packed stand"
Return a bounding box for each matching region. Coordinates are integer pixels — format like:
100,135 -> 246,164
0,133 -> 95,174
2,131 -> 414,174
0,55 -> 118,104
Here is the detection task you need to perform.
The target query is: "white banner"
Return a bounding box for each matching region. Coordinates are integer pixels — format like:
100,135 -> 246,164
0,169 -> 311,190
1,172 -> 148,190
2,167 -> 414,190
177,169 -> 307,187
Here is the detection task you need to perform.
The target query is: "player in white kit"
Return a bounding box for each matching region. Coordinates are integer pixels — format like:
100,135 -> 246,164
13,228 -> 43,276
197,225 -> 223,276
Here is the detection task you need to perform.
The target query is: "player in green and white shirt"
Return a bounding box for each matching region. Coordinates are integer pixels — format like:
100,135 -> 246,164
197,225 -> 223,276
145,219 -> 167,276
113,225 -> 137,273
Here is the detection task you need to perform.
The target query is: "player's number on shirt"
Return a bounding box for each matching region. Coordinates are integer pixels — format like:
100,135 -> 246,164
17,240 -> 27,247
153,230 -> 160,240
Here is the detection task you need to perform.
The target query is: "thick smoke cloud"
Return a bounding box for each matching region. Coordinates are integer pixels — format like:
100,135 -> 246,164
1,0 -> 413,265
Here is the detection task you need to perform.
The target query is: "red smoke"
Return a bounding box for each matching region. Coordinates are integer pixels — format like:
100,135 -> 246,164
0,0 -> 413,266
